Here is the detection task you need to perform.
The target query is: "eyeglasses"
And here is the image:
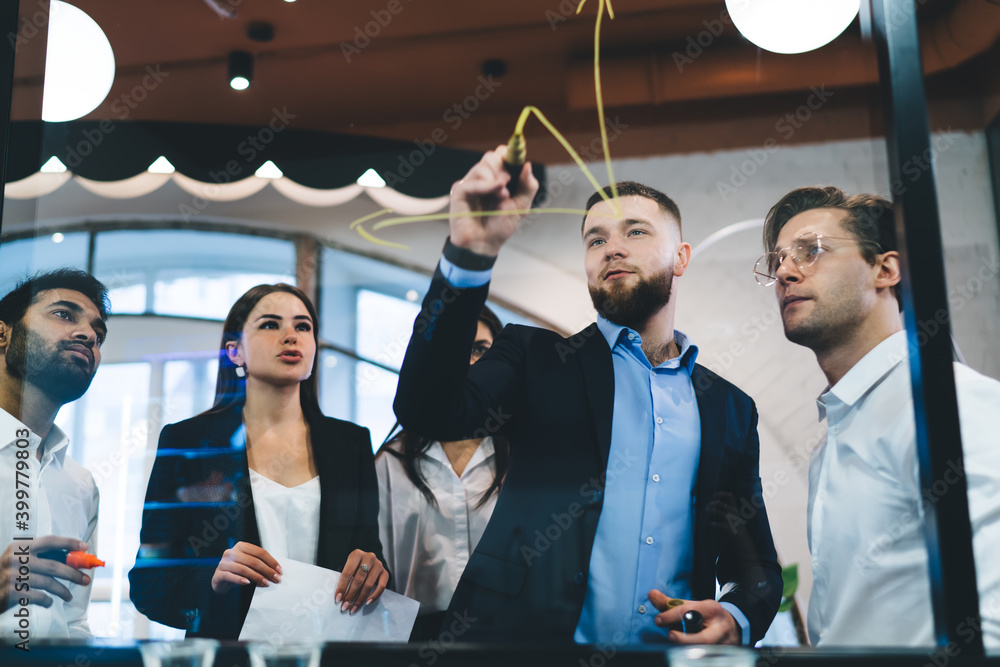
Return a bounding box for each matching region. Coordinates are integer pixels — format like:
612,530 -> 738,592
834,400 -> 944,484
753,232 -> 881,287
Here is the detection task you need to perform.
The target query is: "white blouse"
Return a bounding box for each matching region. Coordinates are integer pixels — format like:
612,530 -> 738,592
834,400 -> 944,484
249,468 -> 321,565
376,437 -> 499,615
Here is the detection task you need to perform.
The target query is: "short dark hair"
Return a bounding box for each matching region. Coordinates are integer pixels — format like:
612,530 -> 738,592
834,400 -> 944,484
207,283 -> 322,416
0,268 -> 111,326
582,181 -> 682,238
763,186 -> 901,309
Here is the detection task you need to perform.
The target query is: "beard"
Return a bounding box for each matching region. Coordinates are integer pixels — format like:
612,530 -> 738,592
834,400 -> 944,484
5,322 -> 97,405
588,267 -> 674,331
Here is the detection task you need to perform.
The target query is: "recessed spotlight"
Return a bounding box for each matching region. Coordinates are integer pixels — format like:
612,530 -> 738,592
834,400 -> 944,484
325,356 -> 338,368
228,51 -> 253,90
405,290 -> 419,302
52,233 -> 65,243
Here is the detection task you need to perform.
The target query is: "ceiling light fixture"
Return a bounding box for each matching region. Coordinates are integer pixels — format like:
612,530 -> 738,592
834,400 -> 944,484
40,156 -> 68,173
147,156 -> 176,174
247,22 -> 275,43
255,161 -> 283,179
228,50 -> 253,91
357,168 -> 387,188
42,1 -> 115,122
725,0 -> 860,55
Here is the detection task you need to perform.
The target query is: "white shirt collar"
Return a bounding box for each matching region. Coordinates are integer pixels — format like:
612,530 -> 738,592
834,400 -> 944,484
0,406 -> 71,468
425,436 -> 495,473
817,330 -> 908,423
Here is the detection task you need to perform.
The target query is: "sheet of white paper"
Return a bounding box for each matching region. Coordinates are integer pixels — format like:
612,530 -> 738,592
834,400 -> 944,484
238,559 -> 419,644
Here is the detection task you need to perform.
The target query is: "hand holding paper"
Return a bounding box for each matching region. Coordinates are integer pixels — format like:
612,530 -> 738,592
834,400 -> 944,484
335,549 -> 389,614
239,559 -> 419,643
211,541 -> 282,594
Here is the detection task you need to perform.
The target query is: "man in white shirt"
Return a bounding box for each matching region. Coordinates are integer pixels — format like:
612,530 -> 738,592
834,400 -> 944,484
0,269 -> 109,646
756,186 -> 1000,648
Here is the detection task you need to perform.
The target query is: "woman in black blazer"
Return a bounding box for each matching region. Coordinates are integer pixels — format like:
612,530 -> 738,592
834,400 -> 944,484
129,283 -> 388,638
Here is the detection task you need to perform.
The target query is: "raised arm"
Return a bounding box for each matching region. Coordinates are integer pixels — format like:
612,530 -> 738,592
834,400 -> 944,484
393,147 -> 538,441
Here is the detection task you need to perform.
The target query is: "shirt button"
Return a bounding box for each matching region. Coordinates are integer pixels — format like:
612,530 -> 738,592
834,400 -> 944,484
645,536 -> 654,545
574,572 -> 585,585
652,474 -> 660,483
638,605 -> 647,614
655,417 -> 663,425
628,333 -> 635,340
829,426 -> 839,435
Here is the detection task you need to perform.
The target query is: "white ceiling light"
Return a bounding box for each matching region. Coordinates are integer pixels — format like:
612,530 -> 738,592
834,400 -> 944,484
255,160 -> 283,179
725,0 -> 860,55
228,51 -> 253,91
40,156 -> 68,173
357,168 -> 387,188
147,156 -> 176,174
42,1 -> 116,122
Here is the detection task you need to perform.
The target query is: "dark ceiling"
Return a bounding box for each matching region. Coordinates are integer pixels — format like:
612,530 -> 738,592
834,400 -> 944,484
10,0 -> 1000,164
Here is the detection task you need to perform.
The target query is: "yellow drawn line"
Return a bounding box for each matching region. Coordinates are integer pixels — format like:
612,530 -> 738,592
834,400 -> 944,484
351,0 -> 622,243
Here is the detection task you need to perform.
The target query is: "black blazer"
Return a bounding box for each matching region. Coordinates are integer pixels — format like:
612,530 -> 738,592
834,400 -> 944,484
128,404 -> 385,639
394,272 -> 782,644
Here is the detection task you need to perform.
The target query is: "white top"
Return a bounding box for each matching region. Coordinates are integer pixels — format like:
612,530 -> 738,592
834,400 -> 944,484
249,469 -> 321,565
0,407 -> 99,640
808,331 -> 1000,648
376,437 -> 499,615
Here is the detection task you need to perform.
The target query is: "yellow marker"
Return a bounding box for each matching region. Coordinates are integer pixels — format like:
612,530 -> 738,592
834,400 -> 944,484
350,0 -> 622,244
503,132 -> 527,196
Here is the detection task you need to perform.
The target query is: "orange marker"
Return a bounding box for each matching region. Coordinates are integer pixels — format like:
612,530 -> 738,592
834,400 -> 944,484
37,549 -> 105,568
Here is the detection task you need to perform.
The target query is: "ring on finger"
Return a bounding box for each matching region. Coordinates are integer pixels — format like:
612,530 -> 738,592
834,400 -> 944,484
360,563 -> 370,573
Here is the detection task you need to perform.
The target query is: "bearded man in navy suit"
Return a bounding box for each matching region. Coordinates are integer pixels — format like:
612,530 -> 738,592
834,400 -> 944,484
394,146 -> 781,645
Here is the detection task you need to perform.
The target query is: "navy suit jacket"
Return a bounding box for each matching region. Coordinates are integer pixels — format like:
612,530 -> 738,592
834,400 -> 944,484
394,272 -> 781,644
128,404 -> 385,639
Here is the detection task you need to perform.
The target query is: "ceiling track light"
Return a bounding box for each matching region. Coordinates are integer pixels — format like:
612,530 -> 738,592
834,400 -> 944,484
228,50 -> 253,91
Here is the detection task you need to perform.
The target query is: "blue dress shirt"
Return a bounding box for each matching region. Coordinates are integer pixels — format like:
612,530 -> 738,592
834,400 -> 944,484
573,317 -> 702,643
437,257 -> 750,645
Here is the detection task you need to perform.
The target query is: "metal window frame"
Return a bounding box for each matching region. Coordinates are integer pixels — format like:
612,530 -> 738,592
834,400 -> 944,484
869,0 -> 983,653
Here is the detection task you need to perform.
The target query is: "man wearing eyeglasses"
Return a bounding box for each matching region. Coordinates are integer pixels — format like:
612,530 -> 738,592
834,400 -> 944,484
758,186 -> 1000,647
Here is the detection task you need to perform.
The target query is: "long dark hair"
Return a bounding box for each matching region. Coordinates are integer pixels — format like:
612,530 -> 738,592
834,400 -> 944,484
382,305 -> 508,510
205,283 -> 322,416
